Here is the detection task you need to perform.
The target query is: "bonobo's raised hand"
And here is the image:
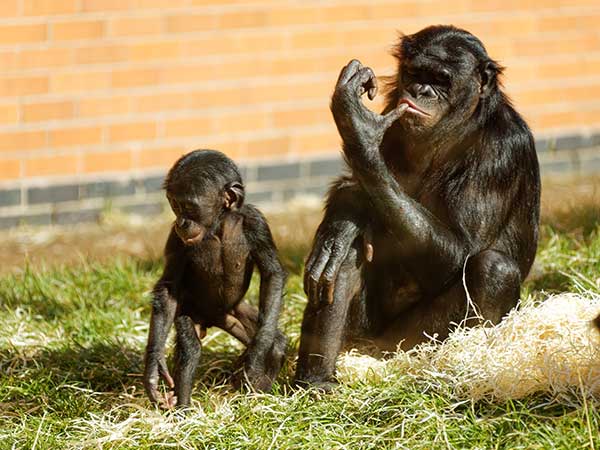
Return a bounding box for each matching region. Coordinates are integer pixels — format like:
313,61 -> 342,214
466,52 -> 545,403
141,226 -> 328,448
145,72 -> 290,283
330,60 -> 408,168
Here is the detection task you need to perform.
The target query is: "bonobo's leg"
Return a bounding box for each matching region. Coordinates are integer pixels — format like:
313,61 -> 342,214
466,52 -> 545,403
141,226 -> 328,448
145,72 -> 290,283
295,244 -> 363,387
233,302 -> 288,379
216,302 -> 287,390
174,315 -> 202,408
376,249 -> 521,351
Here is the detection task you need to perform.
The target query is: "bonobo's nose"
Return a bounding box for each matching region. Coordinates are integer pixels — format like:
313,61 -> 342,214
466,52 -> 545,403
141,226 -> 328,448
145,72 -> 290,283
410,83 -> 436,99
176,217 -> 190,229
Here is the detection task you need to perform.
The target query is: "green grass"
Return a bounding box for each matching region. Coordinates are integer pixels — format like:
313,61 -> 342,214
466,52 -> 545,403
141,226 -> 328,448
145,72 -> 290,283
0,210 -> 599,449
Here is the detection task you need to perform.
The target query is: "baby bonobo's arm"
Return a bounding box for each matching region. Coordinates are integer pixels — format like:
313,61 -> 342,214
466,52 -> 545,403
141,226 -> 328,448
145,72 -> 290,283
144,229 -> 185,408
242,206 -> 288,391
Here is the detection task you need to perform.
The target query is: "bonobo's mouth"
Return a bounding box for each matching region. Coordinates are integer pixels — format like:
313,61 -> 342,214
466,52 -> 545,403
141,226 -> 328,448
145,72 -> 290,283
176,228 -> 206,246
183,234 -> 204,246
398,98 -> 430,116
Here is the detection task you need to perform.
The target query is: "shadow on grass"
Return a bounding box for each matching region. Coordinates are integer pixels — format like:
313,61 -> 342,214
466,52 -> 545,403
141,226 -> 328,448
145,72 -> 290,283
1,338 -> 266,413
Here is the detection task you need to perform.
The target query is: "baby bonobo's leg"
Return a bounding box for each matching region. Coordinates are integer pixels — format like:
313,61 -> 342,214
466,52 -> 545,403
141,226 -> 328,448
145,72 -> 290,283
216,302 -> 288,390
173,315 -> 202,408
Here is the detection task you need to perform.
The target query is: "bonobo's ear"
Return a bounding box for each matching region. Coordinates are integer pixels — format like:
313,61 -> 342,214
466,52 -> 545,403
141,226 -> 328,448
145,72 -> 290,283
224,181 -> 245,210
479,60 -> 501,98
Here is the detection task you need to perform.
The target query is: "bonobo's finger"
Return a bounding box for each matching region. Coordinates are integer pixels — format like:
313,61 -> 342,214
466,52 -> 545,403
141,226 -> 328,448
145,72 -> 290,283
318,244 -> 350,304
303,246 -> 319,295
306,247 -> 331,305
349,67 -> 376,97
383,103 -> 409,128
336,59 -> 363,87
158,358 -> 174,389
145,376 -> 160,403
367,75 -> 378,100
363,227 -> 374,263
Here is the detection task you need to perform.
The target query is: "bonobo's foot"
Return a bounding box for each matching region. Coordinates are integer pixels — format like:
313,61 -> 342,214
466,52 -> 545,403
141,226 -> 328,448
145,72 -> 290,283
234,331 -> 289,392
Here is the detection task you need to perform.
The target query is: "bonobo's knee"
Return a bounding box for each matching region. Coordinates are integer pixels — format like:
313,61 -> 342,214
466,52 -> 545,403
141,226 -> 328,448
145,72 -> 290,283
465,250 -> 521,321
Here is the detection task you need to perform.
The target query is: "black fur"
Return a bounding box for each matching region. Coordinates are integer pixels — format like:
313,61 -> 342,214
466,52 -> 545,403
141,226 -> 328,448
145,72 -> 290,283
297,26 -> 540,388
144,150 -> 288,409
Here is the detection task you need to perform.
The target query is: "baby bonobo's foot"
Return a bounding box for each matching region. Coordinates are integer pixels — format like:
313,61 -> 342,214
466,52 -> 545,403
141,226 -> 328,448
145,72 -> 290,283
161,391 -> 177,410
263,331 -> 288,381
236,331 -> 289,392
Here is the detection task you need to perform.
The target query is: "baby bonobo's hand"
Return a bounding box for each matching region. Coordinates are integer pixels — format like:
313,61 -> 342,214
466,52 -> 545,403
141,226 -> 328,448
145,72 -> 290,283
144,355 -> 176,409
330,59 -> 408,168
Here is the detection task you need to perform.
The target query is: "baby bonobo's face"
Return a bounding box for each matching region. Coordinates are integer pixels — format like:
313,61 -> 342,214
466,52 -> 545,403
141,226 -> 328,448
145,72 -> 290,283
167,188 -> 222,246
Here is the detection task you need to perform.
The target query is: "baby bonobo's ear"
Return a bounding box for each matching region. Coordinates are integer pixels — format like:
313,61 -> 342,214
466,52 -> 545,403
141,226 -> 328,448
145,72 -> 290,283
224,181 -> 245,210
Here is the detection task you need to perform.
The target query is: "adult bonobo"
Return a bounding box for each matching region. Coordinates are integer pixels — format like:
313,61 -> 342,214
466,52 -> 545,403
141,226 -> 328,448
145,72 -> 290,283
144,150 -> 288,409
296,25 -> 540,389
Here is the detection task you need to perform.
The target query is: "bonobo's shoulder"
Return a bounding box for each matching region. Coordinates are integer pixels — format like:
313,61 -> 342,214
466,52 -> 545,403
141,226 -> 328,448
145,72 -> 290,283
239,204 -> 270,230
330,174 -> 357,190
491,101 -> 533,141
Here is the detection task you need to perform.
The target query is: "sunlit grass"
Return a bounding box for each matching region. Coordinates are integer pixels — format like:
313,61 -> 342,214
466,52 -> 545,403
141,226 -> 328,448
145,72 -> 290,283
0,200 -> 599,449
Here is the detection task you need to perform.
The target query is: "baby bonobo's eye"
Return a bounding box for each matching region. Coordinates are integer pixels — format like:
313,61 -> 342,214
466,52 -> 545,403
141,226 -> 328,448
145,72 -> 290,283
167,197 -> 180,215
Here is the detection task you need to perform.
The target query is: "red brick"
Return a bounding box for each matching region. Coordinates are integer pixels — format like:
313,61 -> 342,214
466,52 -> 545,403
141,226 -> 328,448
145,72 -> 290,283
75,45 -> 128,65
25,154 -> 79,177
138,147 -> 186,169
0,1 -> 18,17
165,117 -> 214,137
81,0 -> 129,12
246,136 -> 291,158
218,11 -> 267,29
0,23 -> 47,45
0,104 -> 17,124
22,101 -> 74,122
83,150 -> 132,173
0,76 -> 48,97
17,48 -> 73,70
0,130 -> 47,152
111,69 -> 160,88
50,127 -> 103,148
51,71 -> 110,93
78,97 -> 131,118
110,17 -> 163,36
53,20 -> 105,41
166,14 -> 217,33
108,122 -> 156,143
23,0 -> 78,16
0,158 -> 20,180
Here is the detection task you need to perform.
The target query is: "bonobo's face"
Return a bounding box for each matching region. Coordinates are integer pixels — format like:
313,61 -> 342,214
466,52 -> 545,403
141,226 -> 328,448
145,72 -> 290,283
395,33 -> 483,136
166,187 -> 222,246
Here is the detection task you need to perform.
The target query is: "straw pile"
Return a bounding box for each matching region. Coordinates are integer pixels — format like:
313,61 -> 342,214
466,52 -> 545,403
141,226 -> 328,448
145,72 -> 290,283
337,293 -> 600,400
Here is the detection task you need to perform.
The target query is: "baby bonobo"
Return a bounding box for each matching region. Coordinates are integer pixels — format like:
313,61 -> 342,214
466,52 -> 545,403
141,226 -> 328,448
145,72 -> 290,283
144,150 -> 288,409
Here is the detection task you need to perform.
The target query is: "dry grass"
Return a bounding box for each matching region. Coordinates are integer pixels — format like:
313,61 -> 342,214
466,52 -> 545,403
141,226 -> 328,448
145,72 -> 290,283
339,293 -> 600,401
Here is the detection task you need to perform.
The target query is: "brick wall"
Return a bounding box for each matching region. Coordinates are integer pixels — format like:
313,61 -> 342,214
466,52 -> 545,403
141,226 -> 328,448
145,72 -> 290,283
1,1 -> 600,226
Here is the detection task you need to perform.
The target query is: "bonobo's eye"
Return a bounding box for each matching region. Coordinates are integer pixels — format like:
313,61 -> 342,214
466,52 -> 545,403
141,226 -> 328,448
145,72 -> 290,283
167,196 -> 181,215
436,69 -> 451,85
402,66 -> 417,80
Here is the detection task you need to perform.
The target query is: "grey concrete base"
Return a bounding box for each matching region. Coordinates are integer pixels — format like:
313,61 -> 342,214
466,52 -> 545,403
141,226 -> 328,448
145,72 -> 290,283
0,137 -> 599,229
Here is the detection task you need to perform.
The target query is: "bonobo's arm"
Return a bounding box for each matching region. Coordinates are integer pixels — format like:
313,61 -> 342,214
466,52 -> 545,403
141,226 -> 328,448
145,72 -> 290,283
144,228 -> 185,407
330,60 -> 467,288
304,176 -> 370,305
242,206 -> 287,380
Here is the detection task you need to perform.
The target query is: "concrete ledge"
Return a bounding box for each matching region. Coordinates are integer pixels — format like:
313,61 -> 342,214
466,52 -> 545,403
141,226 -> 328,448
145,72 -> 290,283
0,140 -> 599,229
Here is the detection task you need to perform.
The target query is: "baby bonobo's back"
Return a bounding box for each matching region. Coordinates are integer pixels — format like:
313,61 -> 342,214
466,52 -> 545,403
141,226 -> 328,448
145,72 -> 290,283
144,150 -> 288,409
